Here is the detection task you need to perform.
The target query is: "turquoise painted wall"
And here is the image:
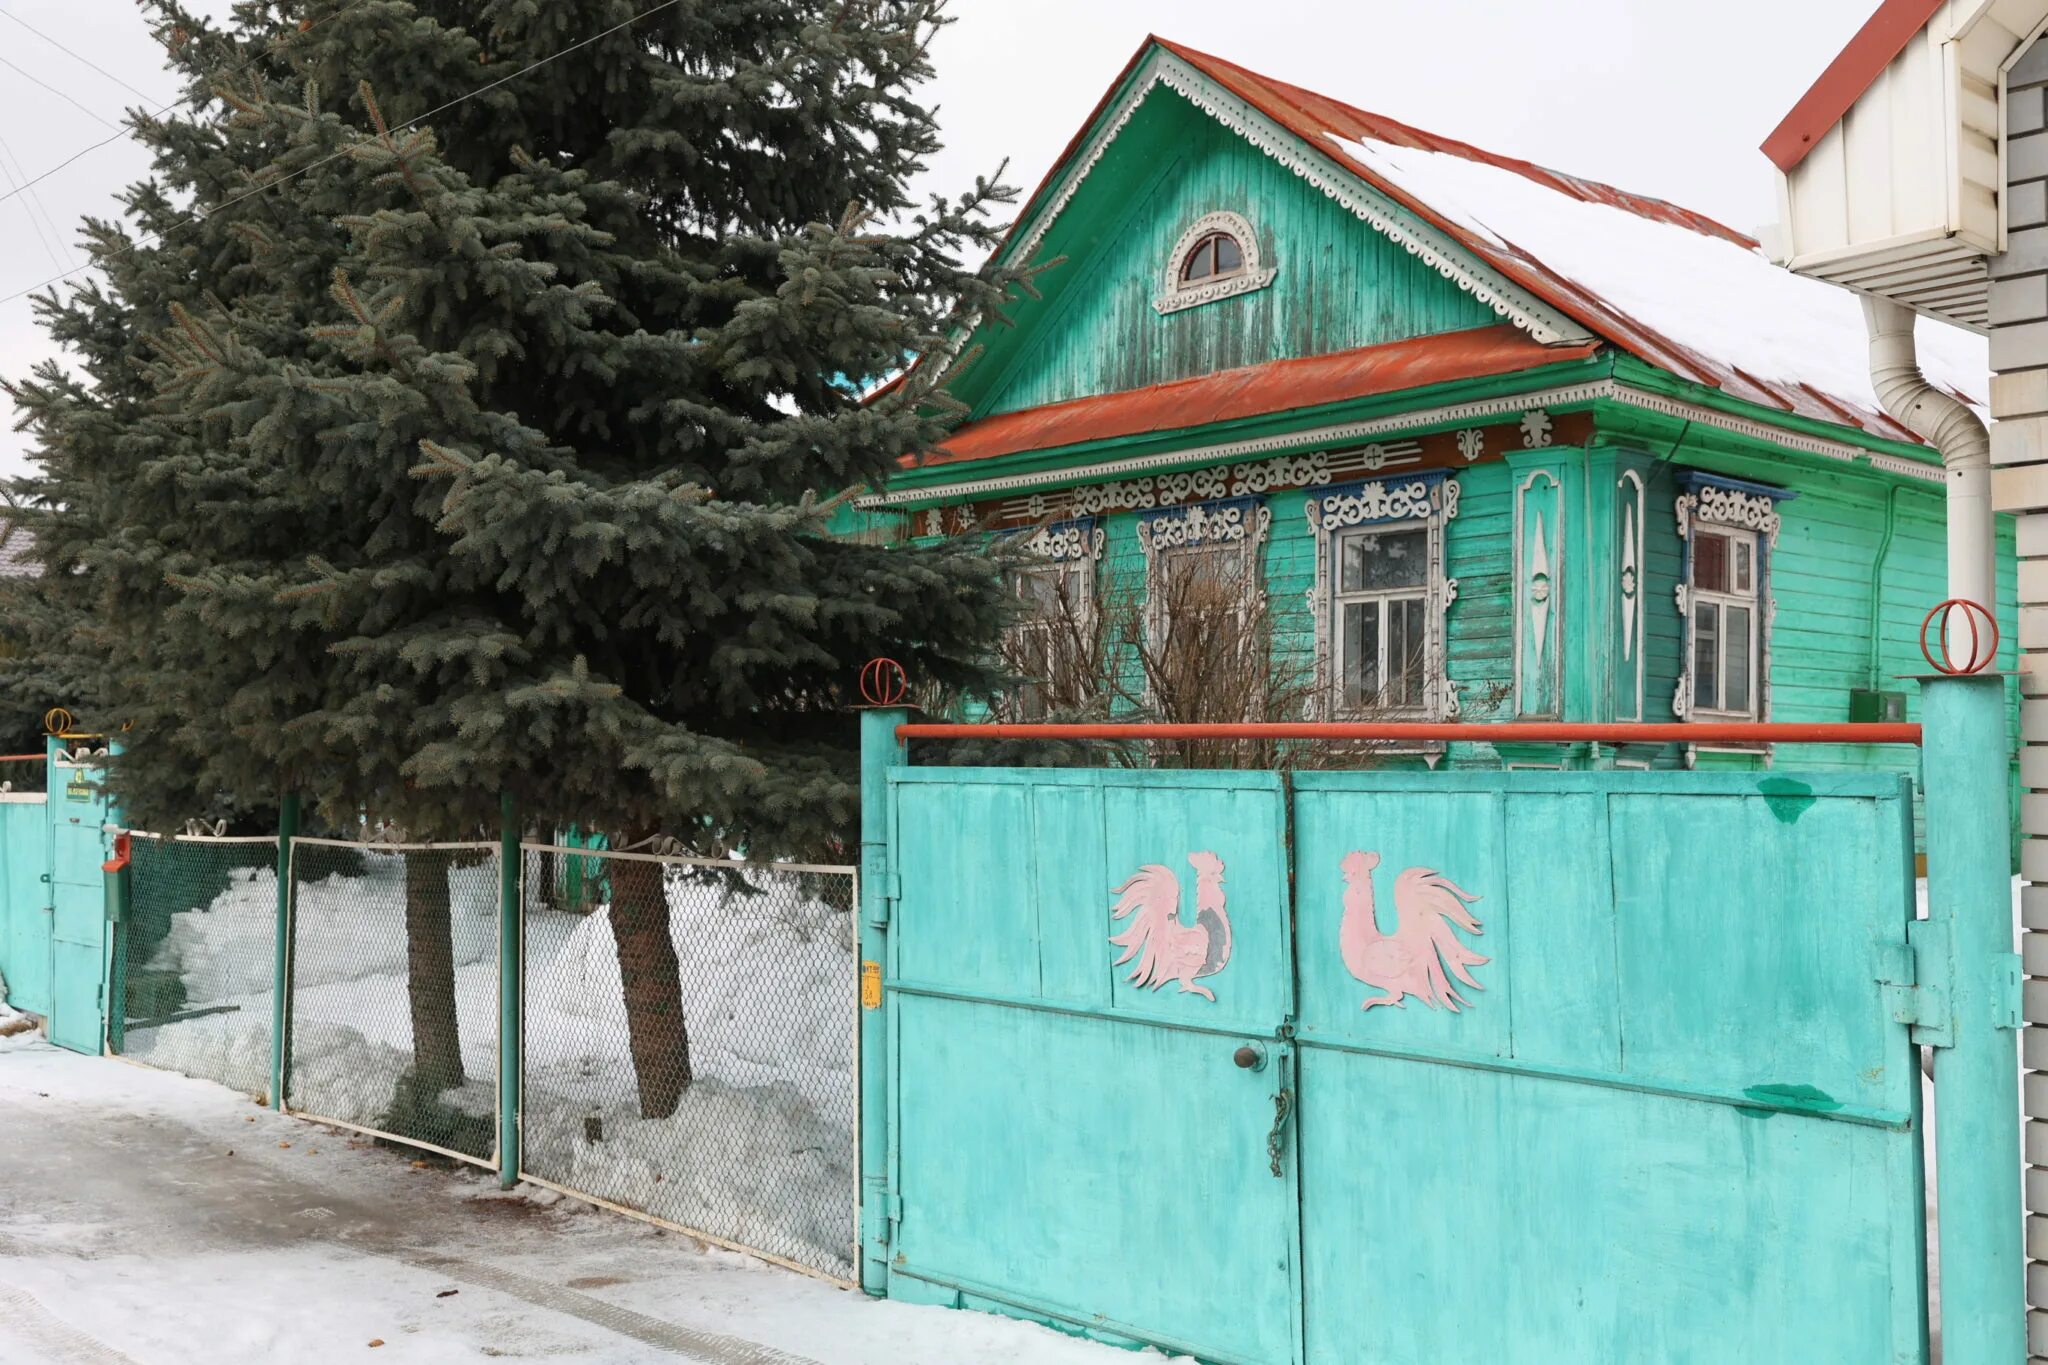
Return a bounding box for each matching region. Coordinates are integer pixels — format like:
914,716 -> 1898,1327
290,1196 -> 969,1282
970,89 -> 1498,419
906,427 -> 2019,854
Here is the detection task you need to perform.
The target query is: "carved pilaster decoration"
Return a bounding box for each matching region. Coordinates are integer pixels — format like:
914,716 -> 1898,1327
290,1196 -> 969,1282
1513,468 -> 1564,719
1304,471 -> 1460,720
1617,470 -> 1646,722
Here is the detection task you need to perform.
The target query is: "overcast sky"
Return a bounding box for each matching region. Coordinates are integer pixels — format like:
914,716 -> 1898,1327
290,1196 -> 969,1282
0,0 -> 1882,479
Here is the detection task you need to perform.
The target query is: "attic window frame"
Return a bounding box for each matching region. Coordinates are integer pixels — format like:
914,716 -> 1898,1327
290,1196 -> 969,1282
1155,211 -> 1277,315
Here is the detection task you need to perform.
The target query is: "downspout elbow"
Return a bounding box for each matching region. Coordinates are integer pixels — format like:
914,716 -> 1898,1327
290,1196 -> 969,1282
1862,296 -> 1994,615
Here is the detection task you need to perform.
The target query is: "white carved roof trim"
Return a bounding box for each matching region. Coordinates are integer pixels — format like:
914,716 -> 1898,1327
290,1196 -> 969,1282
1007,50 -> 1592,348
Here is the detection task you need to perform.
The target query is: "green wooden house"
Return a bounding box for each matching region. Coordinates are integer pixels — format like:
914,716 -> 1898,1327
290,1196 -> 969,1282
854,38 -> 2016,800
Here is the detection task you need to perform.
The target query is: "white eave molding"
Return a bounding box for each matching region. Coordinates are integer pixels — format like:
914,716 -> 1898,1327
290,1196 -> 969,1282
858,380 -> 1943,512
1008,49 -> 1595,350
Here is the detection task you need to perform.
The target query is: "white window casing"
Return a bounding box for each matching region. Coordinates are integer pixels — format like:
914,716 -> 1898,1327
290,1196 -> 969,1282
1305,472 -> 1460,719
1673,474 -> 1791,729
1135,497 -> 1272,653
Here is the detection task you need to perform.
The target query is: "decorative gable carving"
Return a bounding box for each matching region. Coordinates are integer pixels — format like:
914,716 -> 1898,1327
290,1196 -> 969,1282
1010,51 -> 1591,348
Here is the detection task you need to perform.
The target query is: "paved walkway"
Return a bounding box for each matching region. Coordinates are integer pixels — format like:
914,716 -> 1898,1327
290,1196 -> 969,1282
0,1042 -> 1156,1365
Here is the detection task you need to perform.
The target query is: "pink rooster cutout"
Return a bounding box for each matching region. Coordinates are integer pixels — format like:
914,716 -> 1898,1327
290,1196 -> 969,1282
1110,851 -> 1233,1000
1339,851 -> 1488,1012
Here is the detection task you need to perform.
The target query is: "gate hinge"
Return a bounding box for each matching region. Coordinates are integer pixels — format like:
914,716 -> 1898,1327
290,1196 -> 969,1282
883,1192 -> 903,1243
1878,921 -> 1954,1048
1997,951 -> 2024,1031
863,872 -> 900,929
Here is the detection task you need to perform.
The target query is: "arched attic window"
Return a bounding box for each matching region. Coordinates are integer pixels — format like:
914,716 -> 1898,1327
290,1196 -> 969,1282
1181,229 -> 1245,284
1155,210 -> 1277,315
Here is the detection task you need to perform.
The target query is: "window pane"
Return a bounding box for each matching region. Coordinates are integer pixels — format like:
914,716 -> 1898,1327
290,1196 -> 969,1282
1014,566 -> 1077,618
1388,596 -> 1427,710
1163,548 -> 1243,636
1183,238 -> 1214,282
1214,234 -> 1243,273
1339,528 -> 1429,593
1341,600 -> 1380,710
1734,539 -> 1753,595
1726,605 -> 1752,714
1693,532 -> 1730,594
1693,602 -> 1720,710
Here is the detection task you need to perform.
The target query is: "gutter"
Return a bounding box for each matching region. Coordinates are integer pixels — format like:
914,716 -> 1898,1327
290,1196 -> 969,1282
1861,297 -> 1995,617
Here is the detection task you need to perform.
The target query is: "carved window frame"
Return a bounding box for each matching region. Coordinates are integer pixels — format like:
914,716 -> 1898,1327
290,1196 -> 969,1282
1673,473 -> 1792,730
1136,496 -> 1272,656
1305,472 -> 1460,720
1002,518 -> 1106,720
1155,211 -> 1277,315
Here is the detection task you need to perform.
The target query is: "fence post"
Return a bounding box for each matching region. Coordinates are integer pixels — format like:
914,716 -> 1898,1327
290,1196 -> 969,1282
858,707 -> 906,1296
1922,673 -> 2025,1364
271,792 -> 300,1113
498,792 -> 520,1190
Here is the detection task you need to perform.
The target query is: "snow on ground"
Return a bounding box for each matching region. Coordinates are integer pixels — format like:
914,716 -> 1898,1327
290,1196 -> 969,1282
0,1043 -> 1175,1365
112,855 -> 859,1278
518,880 -> 858,1278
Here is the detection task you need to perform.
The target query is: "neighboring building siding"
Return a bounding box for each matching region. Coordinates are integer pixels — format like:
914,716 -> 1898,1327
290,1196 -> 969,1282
979,93 -> 1497,418
1987,39 -> 2048,1355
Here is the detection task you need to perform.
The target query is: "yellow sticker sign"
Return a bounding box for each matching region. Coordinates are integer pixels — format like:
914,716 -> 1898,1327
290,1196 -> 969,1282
860,960 -> 883,1010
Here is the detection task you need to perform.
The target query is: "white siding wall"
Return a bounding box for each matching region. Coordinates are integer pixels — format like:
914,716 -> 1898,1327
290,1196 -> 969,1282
1991,33 -> 2048,1361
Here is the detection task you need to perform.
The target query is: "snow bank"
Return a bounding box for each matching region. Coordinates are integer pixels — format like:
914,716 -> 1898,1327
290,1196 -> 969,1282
126,857 -> 497,1135
0,968 -> 38,1050
519,872 -> 858,1277
145,861 -> 494,1004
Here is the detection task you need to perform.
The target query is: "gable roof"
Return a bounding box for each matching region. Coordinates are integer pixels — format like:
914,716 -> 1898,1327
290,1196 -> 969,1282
972,37 -> 1985,460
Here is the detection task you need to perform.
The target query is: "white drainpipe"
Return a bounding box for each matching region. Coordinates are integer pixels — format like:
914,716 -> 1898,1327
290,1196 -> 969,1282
1864,296 -> 1995,624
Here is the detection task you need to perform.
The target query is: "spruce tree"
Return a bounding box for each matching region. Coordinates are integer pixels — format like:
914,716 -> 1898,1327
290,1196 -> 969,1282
4,0 -> 1025,1118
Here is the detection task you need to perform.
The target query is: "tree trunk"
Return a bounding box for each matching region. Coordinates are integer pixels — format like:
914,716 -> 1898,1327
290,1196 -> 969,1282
608,857 -> 689,1118
403,849 -> 466,1093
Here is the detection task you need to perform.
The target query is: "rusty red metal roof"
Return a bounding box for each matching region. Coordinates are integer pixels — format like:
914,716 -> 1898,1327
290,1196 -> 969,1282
1761,0 -> 1944,173
938,36 -> 1976,470
1141,39 -> 1955,447
918,325 -> 1595,470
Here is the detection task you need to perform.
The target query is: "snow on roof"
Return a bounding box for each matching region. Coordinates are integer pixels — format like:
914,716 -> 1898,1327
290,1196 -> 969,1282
1331,134 -> 1989,422
1145,40 -> 1988,448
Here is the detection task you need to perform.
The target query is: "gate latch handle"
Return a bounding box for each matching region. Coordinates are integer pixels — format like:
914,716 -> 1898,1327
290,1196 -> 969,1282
1267,1087 -> 1293,1178
1233,1043 -> 1266,1071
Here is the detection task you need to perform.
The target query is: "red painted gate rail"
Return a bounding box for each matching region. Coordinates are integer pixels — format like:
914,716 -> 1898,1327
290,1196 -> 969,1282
894,721 -> 1924,745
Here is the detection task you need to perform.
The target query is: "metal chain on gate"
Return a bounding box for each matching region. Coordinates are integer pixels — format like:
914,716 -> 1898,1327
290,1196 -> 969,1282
1267,1087 -> 1292,1178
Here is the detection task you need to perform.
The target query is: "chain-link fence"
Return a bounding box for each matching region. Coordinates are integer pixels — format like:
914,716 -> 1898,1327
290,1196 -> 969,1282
518,844 -> 858,1282
112,834 -> 281,1098
284,838 -> 501,1169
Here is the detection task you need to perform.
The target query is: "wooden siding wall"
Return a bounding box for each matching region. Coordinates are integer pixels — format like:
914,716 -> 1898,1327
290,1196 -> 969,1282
979,93 -> 1496,419
924,443 -> 2015,829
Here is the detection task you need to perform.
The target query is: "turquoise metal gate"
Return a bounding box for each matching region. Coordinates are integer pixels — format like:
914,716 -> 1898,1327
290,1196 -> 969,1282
1290,770 -> 1926,1364
883,768 -> 1302,1363
47,738 -> 110,1056
872,745 -> 1932,1363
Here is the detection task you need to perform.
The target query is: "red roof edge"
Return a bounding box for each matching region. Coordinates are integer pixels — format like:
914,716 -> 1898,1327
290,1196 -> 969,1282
1763,0 -> 1945,173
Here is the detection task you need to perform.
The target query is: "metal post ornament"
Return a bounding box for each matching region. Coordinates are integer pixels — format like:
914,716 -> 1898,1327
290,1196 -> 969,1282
858,657 -> 909,708
1920,599 -> 1999,676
